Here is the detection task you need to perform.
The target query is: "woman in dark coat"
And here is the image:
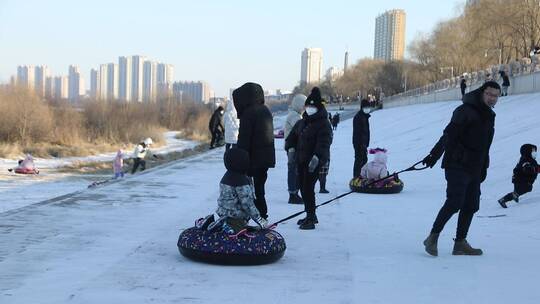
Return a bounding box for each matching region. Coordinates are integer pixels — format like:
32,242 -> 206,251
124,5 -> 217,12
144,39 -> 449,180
285,87 -> 333,230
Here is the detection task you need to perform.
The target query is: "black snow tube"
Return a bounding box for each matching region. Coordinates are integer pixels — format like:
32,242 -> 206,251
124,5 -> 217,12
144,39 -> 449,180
177,227 -> 286,265
349,176 -> 404,194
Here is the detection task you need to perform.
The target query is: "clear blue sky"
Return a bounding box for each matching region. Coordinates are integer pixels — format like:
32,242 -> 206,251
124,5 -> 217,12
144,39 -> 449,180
0,0 -> 463,96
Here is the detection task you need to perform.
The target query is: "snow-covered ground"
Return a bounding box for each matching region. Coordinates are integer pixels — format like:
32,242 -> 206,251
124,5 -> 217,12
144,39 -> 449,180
0,131 -> 197,213
1,93 -> 539,303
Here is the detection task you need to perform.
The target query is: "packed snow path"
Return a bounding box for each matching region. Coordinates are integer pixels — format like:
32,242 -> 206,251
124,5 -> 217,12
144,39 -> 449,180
1,94 -> 539,303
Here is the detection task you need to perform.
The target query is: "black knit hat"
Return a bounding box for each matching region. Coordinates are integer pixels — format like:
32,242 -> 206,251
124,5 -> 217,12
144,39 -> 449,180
305,87 -> 325,109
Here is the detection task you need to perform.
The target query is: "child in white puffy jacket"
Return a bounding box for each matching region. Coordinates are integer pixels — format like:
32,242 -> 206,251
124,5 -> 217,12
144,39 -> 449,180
360,148 -> 389,181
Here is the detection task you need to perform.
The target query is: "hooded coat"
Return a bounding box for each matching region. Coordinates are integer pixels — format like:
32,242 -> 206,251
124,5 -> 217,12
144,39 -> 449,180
223,101 -> 240,144
429,88 -> 496,179
209,106 -> 225,133
512,144 -> 538,187
233,82 -> 276,170
361,150 -> 389,180
284,94 -> 306,148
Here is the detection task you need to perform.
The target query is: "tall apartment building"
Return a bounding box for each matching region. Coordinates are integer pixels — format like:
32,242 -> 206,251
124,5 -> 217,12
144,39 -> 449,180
45,76 -> 55,99
374,9 -> 406,62
172,81 -> 211,103
54,76 -> 69,99
68,65 -> 82,101
34,65 -> 50,97
300,48 -> 323,84
143,61 -> 158,102
156,63 -> 174,100
118,56 -> 132,101
131,55 -> 146,102
16,65 -> 36,90
90,68 -> 99,99
106,63 -> 119,100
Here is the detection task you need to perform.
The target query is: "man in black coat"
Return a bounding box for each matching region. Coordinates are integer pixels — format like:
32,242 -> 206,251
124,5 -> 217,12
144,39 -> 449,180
460,77 -> 467,97
422,81 -> 500,257
233,82 -> 276,220
352,102 -> 370,178
209,106 -> 224,149
285,87 -> 333,230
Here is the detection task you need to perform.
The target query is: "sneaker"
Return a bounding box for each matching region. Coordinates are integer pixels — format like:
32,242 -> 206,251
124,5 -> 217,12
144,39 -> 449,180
195,214 -> 215,230
319,189 -> 330,194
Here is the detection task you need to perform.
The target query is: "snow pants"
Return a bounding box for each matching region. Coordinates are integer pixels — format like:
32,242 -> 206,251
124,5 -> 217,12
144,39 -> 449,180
353,147 -> 367,178
431,169 -> 481,240
298,162 -> 320,217
131,158 -> 146,174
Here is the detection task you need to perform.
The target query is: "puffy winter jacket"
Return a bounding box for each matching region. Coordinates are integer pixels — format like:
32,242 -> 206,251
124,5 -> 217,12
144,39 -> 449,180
361,151 -> 389,180
133,143 -> 151,159
233,82 -> 276,170
209,107 -> 224,133
223,101 -> 239,144
512,144 -> 538,186
284,94 -> 306,149
429,88 -> 496,178
353,110 -> 370,149
113,150 -> 124,174
285,107 -> 333,165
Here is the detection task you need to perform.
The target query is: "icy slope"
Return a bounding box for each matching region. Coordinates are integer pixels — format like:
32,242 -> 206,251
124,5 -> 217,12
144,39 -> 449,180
0,93 -> 539,304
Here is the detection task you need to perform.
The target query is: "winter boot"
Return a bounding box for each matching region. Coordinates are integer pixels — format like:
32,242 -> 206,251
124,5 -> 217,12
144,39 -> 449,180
319,176 -> 329,193
452,239 -> 483,256
297,214 -> 318,225
498,197 -> 508,208
288,193 -> 303,204
319,188 -> 330,194
299,215 -> 317,230
512,192 -> 519,203
423,232 -> 439,257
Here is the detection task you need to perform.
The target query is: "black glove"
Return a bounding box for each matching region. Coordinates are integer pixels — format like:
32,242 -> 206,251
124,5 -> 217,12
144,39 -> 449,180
422,154 -> 438,168
153,154 -> 159,159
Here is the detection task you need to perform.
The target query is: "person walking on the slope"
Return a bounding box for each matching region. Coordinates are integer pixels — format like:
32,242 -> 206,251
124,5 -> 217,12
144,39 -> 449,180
223,101 -> 240,151
209,106 -> 225,149
352,103 -> 370,178
500,71 -> 510,96
498,144 -> 538,208
421,81 -> 500,256
284,94 -> 306,204
285,87 -> 332,230
332,113 -> 340,130
460,77 -> 467,98
132,138 -> 157,174
233,82 -> 276,220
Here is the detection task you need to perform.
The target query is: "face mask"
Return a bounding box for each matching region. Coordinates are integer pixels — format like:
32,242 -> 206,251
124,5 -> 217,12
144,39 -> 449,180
305,107 -> 318,116
532,151 -> 537,159
220,111 -> 224,115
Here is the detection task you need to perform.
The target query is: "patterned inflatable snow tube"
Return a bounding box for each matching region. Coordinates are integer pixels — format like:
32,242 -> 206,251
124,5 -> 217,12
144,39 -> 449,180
349,176 -> 404,194
14,167 -> 39,175
178,227 -> 286,265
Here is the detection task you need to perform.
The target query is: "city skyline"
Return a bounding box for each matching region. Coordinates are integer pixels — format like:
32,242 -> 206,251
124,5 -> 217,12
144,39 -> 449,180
0,0 -> 463,96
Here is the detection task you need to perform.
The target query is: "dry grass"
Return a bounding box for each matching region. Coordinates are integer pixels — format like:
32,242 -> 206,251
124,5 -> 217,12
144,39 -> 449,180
0,87 -> 211,158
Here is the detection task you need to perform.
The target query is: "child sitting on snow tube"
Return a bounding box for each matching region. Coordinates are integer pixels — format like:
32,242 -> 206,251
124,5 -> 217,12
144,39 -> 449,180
350,148 -> 403,194
9,154 -> 39,174
177,148 -> 286,265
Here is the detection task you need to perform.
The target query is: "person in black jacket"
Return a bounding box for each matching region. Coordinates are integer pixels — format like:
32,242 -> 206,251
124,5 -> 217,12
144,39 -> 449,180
209,106 -> 225,149
460,77 -> 467,97
498,144 -> 538,208
285,87 -> 333,230
352,102 -> 370,178
500,71 -> 510,96
421,81 -> 500,256
233,82 -> 276,220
